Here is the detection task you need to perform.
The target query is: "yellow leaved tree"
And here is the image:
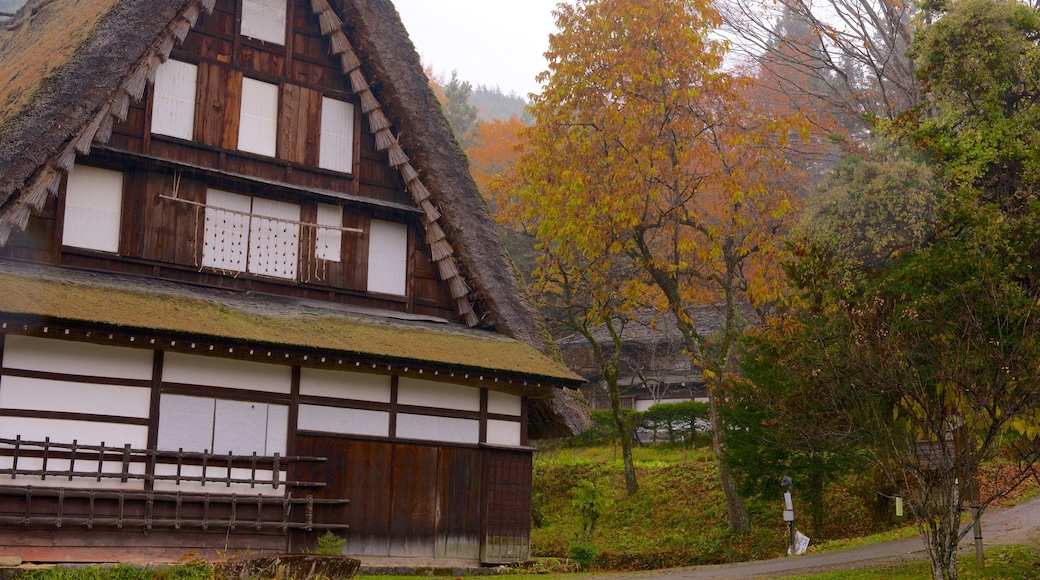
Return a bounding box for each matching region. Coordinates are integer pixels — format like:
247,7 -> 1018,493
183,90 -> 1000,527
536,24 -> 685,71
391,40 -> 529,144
500,0 -> 809,531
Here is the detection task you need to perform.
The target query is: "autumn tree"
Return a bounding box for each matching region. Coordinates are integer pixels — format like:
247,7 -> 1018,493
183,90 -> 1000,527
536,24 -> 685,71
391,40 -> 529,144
503,0 -> 808,532
536,244 -> 645,495
465,116 -> 526,197
723,0 -> 919,127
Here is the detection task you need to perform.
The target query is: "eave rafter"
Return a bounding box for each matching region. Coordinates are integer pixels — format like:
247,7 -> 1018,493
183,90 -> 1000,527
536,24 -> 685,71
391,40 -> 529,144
309,0 -> 478,326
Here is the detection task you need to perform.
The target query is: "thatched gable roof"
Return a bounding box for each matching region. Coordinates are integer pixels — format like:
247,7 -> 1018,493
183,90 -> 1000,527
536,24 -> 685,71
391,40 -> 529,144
0,0 -> 590,436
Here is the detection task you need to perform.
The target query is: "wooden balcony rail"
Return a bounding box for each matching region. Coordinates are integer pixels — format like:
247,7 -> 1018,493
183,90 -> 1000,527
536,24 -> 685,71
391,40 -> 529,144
0,436 -> 349,532
0,435 -> 325,489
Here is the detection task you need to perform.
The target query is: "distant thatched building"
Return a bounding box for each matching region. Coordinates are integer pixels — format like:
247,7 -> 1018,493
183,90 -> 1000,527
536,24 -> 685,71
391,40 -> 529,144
556,306 -> 743,411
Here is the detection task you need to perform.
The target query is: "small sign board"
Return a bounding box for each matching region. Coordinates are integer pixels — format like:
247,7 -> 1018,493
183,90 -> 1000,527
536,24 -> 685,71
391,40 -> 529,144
783,509 -> 795,522
793,530 -> 810,555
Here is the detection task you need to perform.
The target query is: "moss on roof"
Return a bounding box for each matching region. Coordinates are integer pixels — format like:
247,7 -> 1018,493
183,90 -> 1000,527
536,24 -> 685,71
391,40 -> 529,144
0,270 -> 582,383
0,0 -> 121,128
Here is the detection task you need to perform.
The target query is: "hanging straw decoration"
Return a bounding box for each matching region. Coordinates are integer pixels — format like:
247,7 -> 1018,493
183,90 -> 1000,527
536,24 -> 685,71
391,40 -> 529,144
318,10 -> 343,35
306,0 -> 485,325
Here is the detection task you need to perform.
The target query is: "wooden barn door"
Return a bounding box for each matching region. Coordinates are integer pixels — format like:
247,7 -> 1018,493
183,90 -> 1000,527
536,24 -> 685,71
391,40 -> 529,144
291,435 -> 392,555
481,449 -> 533,563
435,447 -> 481,559
388,443 -> 438,556
291,436 -> 495,563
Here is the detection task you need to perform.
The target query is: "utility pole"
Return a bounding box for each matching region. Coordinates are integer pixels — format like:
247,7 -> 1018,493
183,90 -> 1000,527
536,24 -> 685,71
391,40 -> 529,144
781,475 -> 795,555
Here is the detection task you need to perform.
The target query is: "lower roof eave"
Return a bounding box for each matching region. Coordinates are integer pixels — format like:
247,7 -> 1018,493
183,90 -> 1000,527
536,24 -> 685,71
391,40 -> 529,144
0,311 -> 582,397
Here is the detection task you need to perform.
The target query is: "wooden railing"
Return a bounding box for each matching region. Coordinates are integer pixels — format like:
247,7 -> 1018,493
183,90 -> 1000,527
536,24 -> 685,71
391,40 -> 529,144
0,436 -> 348,532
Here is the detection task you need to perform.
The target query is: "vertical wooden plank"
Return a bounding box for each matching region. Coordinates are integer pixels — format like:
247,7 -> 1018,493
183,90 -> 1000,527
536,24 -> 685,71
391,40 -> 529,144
389,443 -> 437,557
119,169 -> 149,259
346,439 -> 392,556
279,84 -> 302,163
481,450 -> 533,563
305,87 -> 321,166
145,350 -> 164,492
222,69 -> 244,150
195,62 -> 222,148
435,447 -> 481,559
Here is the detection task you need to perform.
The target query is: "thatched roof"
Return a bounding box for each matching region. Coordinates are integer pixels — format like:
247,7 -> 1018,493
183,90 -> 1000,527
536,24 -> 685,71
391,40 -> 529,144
0,0 -> 590,437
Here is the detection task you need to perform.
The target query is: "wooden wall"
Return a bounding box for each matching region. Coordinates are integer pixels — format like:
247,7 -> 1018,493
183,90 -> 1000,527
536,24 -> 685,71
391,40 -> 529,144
292,435 -> 528,563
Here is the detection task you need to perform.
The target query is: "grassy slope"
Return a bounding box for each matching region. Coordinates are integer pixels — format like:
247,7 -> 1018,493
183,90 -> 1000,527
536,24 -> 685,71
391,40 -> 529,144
530,444 -> 899,570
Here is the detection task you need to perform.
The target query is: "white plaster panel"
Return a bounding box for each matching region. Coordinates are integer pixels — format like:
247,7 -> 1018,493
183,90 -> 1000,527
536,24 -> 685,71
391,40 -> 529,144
213,399 -> 269,455
1,335 -> 153,380
297,404 -> 389,437
238,77 -> 279,157
315,203 -> 343,262
366,219 -> 408,296
0,416 -> 147,448
0,376 -> 150,418
151,59 -> 197,140
396,414 -> 479,445
157,395 -> 215,452
397,377 -> 480,412
266,404 -> 289,455
162,352 -> 291,393
63,164 -> 123,253
152,464 -> 287,496
486,419 -> 522,447
487,390 -> 522,416
299,368 -> 391,402
241,0 -> 286,45
319,97 -> 354,173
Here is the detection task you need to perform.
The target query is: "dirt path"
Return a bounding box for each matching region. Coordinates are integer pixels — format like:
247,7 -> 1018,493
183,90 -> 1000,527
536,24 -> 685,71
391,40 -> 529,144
591,496 -> 1040,579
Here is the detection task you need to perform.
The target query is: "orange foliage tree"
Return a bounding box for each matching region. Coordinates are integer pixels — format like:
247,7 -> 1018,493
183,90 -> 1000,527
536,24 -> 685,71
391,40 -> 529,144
464,116 -> 526,197
501,0 -> 809,532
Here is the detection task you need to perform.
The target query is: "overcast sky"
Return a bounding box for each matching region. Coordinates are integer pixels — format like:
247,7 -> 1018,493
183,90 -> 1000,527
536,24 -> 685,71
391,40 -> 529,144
391,0 -> 562,98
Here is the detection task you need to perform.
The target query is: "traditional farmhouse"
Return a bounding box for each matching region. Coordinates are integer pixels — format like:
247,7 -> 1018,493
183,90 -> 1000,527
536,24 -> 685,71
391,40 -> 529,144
0,0 -> 586,565
556,307 -> 732,411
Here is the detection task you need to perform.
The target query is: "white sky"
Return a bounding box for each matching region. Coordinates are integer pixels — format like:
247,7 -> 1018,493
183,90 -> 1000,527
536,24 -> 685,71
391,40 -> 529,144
391,0 -> 562,98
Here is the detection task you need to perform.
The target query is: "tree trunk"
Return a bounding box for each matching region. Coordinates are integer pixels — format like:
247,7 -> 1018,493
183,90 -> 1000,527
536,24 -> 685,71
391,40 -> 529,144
709,389 -> 749,532
608,376 -> 639,495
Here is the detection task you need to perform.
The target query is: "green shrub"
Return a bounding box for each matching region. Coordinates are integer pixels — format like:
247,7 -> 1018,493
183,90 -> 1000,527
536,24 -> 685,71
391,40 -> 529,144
315,530 -> 347,556
567,540 -> 599,570
640,401 -> 709,443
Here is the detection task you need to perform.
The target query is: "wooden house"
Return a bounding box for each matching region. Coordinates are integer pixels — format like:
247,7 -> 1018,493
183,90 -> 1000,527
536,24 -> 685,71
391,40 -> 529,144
0,0 -> 587,565
556,306 -> 732,411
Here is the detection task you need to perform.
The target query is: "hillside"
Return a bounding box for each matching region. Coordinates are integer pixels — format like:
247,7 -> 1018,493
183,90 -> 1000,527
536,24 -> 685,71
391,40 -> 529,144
530,444 -> 904,570
471,84 -> 532,123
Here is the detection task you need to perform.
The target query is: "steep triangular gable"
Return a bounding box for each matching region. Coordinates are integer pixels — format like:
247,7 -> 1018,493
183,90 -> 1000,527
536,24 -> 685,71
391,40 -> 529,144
0,0 -> 484,326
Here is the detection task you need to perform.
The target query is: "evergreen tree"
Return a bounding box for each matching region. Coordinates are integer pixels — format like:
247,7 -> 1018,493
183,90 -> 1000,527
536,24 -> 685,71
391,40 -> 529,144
443,70 -> 478,148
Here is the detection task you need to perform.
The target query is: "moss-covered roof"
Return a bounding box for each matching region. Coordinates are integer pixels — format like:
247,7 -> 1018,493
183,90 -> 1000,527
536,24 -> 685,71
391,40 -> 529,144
0,262 -> 583,385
